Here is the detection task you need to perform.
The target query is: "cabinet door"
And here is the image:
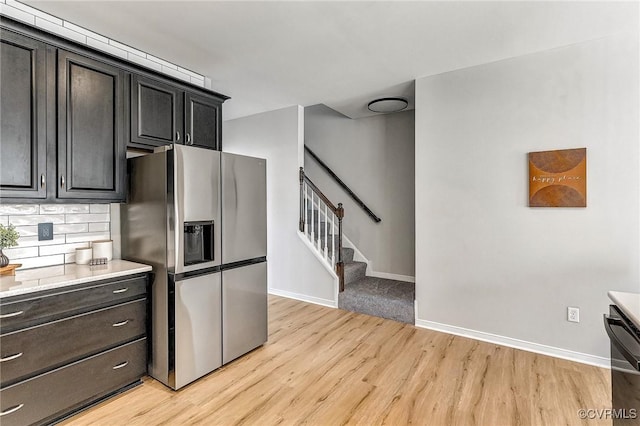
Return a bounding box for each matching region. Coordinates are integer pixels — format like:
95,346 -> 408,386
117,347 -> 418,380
130,75 -> 183,147
0,31 -> 50,199
57,51 -> 125,201
185,92 -> 221,150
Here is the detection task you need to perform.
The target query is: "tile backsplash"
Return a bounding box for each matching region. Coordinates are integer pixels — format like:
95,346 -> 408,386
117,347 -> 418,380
0,204 -> 112,270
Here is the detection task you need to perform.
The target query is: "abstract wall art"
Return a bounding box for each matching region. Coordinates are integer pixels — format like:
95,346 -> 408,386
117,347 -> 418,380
529,148 -> 586,207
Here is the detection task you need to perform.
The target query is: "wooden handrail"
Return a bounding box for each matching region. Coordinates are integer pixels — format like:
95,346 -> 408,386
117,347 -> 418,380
302,174 -> 338,213
304,146 -> 381,223
299,167 -> 345,291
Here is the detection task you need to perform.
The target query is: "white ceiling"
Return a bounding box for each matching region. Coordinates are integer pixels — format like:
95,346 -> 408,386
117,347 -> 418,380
25,1 -> 639,120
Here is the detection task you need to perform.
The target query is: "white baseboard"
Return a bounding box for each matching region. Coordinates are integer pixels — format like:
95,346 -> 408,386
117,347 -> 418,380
342,234 -> 415,283
368,271 -> 415,283
414,319 -> 610,369
269,288 -> 338,308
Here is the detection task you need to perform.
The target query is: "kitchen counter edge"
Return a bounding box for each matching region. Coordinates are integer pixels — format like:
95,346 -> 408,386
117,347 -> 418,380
608,291 -> 640,330
0,260 -> 152,299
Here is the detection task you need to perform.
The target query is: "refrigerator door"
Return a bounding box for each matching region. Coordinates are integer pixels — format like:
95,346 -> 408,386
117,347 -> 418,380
222,262 -> 267,364
173,272 -> 222,389
174,145 -> 222,273
221,153 -> 267,264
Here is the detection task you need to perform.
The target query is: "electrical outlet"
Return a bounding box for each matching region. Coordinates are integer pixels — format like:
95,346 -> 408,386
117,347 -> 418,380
38,222 -> 53,241
568,307 -> 580,323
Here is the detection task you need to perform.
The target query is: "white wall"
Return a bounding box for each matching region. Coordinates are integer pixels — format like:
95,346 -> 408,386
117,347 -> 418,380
415,31 -> 639,362
224,106 -> 337,306
304,105 -> 415,278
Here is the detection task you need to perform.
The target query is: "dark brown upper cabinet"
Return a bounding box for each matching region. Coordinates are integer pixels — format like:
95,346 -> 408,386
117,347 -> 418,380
185,91 -> 221,150
130,76 -> 223,151
130,75 -> 183,147
57,50 -> 126,201
0,30 -> 51,199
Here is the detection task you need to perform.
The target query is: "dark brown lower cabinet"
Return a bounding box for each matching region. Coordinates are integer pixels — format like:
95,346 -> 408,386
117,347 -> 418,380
0,274 -> 148,425
0,338 -> 146,426
0,299 -> 146,386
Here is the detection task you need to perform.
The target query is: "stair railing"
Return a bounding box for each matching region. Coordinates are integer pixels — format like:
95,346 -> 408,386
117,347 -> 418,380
299,167 -> 345,292
304,145 -> 381,223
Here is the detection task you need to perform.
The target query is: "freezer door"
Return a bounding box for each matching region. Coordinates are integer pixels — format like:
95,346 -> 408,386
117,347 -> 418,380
174,144 -> 222,273
174,272 -> 222,389
221,153 -> 267,264
222,262 -> 267,364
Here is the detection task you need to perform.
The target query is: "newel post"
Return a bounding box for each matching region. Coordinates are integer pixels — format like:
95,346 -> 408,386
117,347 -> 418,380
336,202 -> 345,292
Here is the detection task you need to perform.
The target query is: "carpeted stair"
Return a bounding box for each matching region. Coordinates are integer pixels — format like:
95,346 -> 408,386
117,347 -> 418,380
305,214 -> 415,324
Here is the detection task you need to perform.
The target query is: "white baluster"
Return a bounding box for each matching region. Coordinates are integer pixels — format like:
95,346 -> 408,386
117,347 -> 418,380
310,192 -> 315,244
316,196 -> 322,252
323,203 -> 328,260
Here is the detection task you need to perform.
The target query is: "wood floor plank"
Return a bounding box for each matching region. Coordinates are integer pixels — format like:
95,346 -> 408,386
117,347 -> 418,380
61,295 -> 612,426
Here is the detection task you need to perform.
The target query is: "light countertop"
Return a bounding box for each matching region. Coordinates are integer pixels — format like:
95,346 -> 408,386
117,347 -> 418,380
0,260 -> 152,299
608,291 -> 640,329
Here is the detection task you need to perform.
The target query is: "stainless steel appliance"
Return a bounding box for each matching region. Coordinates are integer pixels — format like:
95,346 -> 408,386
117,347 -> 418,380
604,305 -> 640,424
122,145 -> 267,390
221,153 -> 267,364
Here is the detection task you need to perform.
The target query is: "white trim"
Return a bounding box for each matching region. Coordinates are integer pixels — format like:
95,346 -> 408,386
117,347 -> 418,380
341,234 -> 368,263
368,271 -> 415,283
414,319 -> 609,368
297,231 -> 338,278
269,288 -> 337,308
0,5 -> 207,83
342,234 -> 415,283
297,230 -> 340,303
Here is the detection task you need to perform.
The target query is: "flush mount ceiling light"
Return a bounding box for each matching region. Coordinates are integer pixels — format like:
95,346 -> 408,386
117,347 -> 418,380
367,97 -> 409,113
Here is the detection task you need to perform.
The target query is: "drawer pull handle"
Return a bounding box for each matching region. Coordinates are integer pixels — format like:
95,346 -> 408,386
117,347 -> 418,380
0,311 -> 24,319
112,288 -> 128,294
113,361 -> 128,370
0,352 -> 23,362
0,404 -> 24,417
112,320 -> 129,327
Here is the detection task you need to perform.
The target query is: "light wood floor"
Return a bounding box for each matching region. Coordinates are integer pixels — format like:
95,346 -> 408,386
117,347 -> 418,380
63,295 -> 612,426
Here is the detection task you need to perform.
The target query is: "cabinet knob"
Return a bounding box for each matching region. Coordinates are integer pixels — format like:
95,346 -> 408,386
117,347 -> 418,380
60,175 -> 65,188
112,320 -> 129,327
0,352 -> 23,362
0,404 -> 24,417
112,288 -> 128,294
186,133 -> 192,145
176,131 -> 181,142
40,174 -> 45,188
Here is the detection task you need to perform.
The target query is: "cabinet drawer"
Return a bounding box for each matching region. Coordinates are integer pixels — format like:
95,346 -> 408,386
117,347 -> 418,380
1,299 -> 146,387
0,338 -> 146,426
0,275 -> 147,333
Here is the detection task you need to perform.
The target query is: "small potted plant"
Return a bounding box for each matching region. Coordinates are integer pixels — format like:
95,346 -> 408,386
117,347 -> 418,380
0,224 -> 20,267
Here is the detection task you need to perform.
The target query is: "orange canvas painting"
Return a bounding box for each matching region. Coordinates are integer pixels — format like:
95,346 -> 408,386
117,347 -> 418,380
529,148 -> 586,207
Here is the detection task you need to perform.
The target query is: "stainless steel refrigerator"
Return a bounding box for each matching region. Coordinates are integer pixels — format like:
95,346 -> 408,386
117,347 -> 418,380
122,144 -> 266,390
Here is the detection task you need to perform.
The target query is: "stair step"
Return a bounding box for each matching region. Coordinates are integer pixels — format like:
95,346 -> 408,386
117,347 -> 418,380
344,261 -> 366,285
342,247 -> 354,263
324,246 -> 354,263
339,277 -> 415,324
